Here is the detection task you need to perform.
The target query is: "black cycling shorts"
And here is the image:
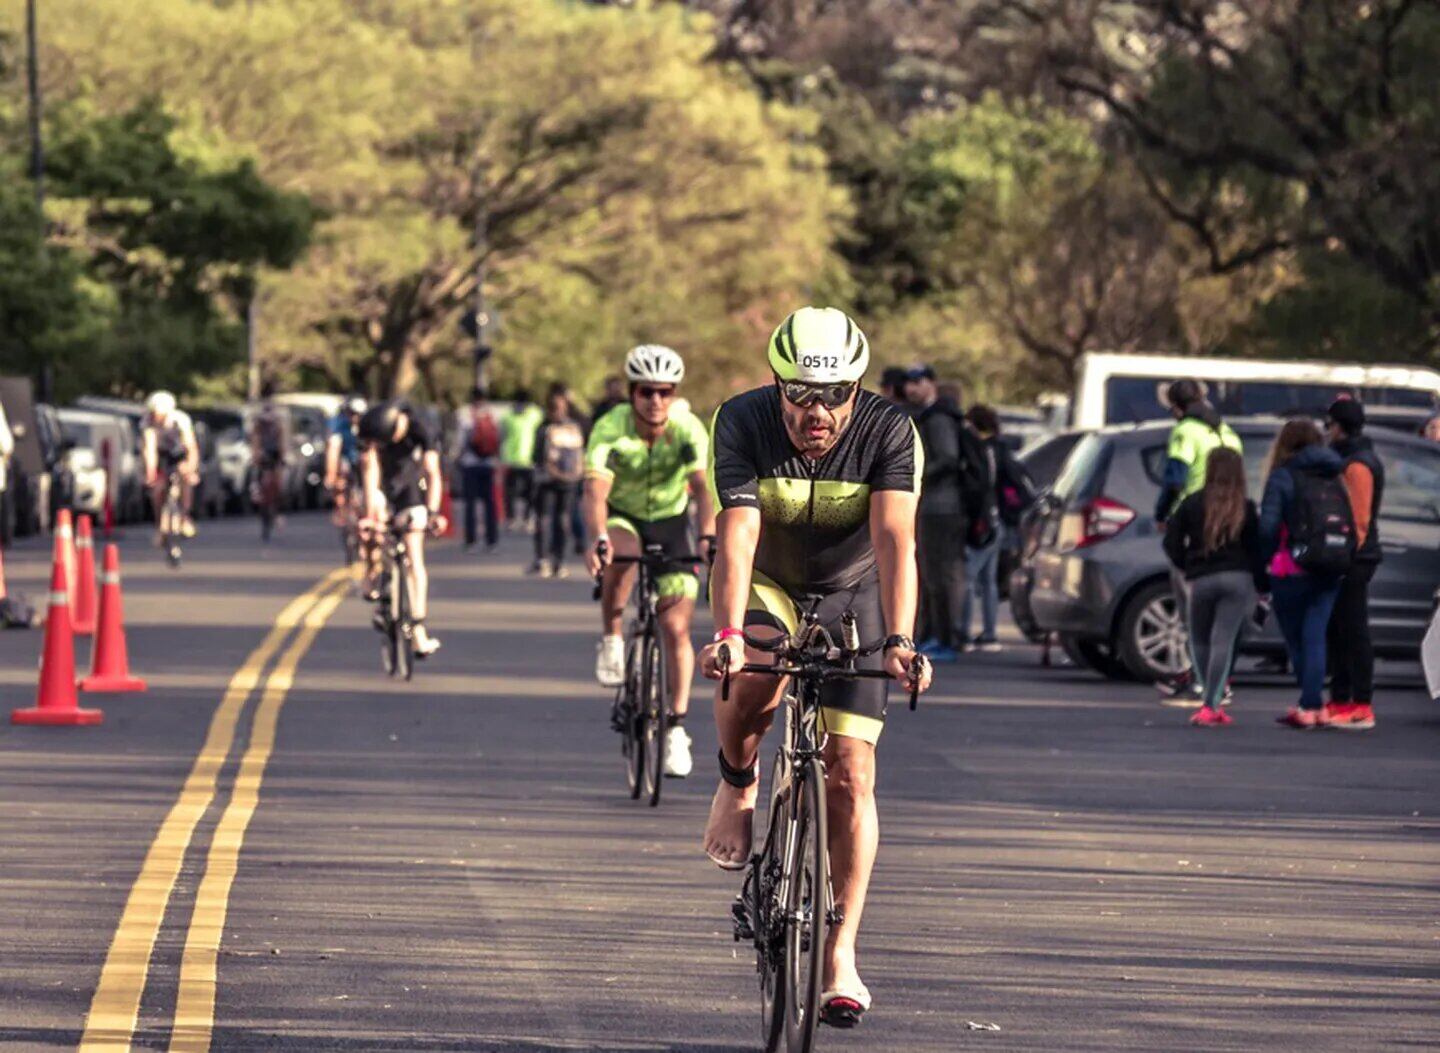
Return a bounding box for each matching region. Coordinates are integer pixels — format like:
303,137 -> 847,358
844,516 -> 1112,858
742,572 -> 888,744
607,508 -> 698,601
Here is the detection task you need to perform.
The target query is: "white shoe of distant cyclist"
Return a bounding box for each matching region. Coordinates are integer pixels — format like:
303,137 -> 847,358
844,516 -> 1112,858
664,726 -> 693,778
595,634 -> 625,687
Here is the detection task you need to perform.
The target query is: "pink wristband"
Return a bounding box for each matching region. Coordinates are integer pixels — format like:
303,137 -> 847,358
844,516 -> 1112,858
713,627 -> 744,643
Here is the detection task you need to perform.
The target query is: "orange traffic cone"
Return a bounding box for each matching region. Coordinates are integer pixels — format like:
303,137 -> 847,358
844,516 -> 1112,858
54,508 -> 76,610
73,514 -> 98,635
11,556 -> 103,725
81,544 -> 147,694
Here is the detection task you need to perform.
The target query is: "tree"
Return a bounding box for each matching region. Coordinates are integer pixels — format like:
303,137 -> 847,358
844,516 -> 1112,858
1040,0 -> 1440,356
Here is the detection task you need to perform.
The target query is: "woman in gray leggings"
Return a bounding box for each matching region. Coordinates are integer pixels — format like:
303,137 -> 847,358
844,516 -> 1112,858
1162,448 -> 1269,727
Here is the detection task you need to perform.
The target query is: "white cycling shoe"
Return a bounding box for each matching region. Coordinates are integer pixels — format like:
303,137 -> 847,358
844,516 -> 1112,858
664,726 -> 693,778
595,635 -> 625,687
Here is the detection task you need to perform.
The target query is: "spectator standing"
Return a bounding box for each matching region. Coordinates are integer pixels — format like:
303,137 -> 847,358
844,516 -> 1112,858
1324,398 -> 1384,730
906,366 -> 989,661
1162,448 -> 1268,727
457,387 -> 502,552
590,375 -> 626,423
1258,419 -> 1348,729
880,366 -> 910,406
1154,379 -> 1243,704
500,391 -> 542,530
529,389 -> 586,577
962,405 -> 1034,651
0,400 -> 13,545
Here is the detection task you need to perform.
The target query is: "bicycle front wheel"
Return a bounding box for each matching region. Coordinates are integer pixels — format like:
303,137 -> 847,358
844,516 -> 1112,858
783,761 -> 828,1053
621,637 -> 643,799
757,755 -> 790,1053
392,560 -> 414,682
640,631 -> 666,807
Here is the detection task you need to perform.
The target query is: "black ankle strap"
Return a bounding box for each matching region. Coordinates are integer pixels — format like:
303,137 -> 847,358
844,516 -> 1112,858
718,749 -> 757,788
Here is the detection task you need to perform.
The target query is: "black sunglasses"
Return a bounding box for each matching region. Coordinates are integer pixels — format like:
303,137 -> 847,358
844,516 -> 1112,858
779,379 -> 856,410
634,385 -> 677,401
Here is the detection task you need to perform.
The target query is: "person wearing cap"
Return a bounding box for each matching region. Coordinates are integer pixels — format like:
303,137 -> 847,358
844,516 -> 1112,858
878,366 -> 912,407
905,365 -> 989,661
1324,397 -> 1384,730
1154,379 -> 1243,705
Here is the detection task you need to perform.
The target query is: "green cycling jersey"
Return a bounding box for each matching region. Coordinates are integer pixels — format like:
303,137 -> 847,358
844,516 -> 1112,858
585,403 -> 708,521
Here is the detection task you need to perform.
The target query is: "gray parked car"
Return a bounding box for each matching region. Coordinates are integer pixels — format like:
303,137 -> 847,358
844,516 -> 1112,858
1023,418 -> 1440,681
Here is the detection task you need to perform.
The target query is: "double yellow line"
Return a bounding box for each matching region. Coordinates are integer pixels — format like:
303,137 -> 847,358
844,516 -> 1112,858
80,568 -> 353,1052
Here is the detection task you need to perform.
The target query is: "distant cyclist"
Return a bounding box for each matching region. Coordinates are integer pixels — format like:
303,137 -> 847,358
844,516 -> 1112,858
697,306 -> 932,1025
249,383 -> 291,541
358,400 -> 447,657
325,396 -> 374,563
141,391 -> 200,545
584,345 -> 715,778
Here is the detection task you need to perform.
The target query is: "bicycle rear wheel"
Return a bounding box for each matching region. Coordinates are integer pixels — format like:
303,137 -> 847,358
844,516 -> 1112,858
640,631 -> 666,807
782,761 -> 828,1052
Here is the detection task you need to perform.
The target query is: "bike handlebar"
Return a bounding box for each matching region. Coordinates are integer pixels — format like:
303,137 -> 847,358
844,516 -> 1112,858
716,637 -> 926,711
590,541 -> 706,601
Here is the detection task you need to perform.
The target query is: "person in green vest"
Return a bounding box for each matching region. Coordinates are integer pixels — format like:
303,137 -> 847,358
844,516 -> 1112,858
501,390 -> 543,531
1155,378 -> 1243,704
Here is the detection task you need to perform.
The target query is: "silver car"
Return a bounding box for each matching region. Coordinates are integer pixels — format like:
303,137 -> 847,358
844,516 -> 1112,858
1024,417 -> 1440,681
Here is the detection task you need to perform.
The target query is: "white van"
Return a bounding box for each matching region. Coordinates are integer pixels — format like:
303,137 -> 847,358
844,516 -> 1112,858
1073,352 -> 1440,431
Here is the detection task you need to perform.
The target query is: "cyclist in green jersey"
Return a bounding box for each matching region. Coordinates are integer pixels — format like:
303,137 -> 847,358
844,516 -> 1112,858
584,345 -> 716,778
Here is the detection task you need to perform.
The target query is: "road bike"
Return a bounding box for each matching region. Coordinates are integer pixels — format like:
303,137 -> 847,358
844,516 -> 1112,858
159,469 -> 186,569
720,604 -> 922,1053
372,512 -> 418,681
254,460 -> 284,544
592,542 -> 703,807
334,469 -> 363,566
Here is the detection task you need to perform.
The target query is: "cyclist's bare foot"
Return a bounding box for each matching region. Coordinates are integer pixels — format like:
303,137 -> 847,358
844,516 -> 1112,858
823,945 -> 868,1006
702,778 -> 756,869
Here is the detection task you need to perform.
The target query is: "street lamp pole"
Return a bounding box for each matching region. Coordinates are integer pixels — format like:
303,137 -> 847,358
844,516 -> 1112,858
25,0 -> 44,209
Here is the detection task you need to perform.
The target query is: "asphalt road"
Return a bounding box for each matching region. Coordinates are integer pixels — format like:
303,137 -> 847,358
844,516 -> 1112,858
1,513 -> 1437,1052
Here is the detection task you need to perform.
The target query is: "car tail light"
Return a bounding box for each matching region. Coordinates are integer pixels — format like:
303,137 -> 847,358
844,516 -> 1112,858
1058,496 -> 1136,551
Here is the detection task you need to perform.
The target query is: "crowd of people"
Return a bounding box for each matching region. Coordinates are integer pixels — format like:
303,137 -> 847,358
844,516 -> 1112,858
1155,383 -> 1385,730
873,364 -> 1036,664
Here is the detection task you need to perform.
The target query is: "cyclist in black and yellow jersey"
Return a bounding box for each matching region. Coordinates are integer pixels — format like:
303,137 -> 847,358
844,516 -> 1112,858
697,306 -> 933,1025
584,345 -> 716,778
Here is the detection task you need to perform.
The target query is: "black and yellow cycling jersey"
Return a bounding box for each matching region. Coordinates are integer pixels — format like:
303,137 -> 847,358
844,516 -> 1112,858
708,385 -> 921,594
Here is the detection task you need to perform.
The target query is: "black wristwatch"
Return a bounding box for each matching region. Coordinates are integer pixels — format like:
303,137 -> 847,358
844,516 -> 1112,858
883,634 -> 915,653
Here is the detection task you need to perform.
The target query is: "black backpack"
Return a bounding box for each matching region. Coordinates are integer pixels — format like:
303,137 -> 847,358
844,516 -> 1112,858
1285,467 -> 1356,576
955,420 -> 994,523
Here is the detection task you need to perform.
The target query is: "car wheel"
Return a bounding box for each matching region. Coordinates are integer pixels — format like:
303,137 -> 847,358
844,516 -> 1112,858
1059,632 -> 1134,680
1007,568 -> 1047,644
1116,579 -> 1191,682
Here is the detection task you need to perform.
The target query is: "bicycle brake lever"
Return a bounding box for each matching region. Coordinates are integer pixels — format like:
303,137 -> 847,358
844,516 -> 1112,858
909,655 -> 928,711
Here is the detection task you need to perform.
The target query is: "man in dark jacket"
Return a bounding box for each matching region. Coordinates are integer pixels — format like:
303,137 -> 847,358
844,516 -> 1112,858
1324,397 -> 1384,730
906,366 -> 989,661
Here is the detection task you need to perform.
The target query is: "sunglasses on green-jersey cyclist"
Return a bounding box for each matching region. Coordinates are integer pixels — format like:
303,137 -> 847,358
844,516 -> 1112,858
777,379 -> 857,410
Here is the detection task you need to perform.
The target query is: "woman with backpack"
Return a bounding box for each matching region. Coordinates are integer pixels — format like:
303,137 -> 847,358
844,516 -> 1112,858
1258,419 -> 1350,729
1162,448 -> 1267,727
530,388 -> 587,578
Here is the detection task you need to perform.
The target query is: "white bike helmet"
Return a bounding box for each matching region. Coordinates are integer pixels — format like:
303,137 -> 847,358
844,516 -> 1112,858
145,391 -> 177,418
624,344 -> 685,385
767,307 -> 869,384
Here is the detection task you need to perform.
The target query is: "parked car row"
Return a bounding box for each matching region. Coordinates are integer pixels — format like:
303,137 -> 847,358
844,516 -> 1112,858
0,379 -> 343,540
1009,417 -> 1440,681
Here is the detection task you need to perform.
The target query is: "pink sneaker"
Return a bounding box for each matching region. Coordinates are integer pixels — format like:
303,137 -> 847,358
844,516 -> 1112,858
1276,707 -> 1327,730
1190,707 -> 1232,727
